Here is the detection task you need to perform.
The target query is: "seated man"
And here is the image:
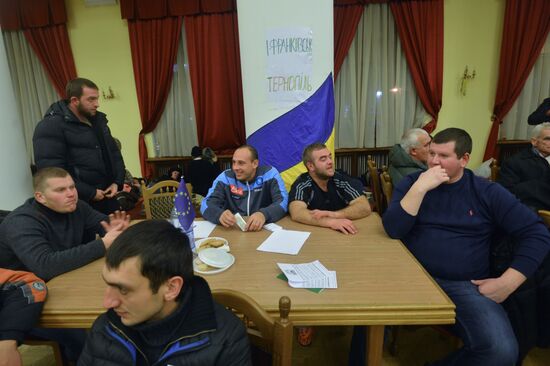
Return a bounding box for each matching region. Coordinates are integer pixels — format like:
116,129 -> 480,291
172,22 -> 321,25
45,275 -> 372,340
383,128 -> 550,365
0,269 -> 47,366
498,122 -> 550,211
0,167 -> 129,281
78,220 -> 251,365
201,145 -> 288,231
288,143 -> 371,234
388,128 -> 431,185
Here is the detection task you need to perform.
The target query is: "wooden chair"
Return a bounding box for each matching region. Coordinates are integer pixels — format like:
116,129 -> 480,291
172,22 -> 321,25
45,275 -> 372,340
23,339 -> 64,365
538,210 -> 550,227
212,289 -> 293,366
141,180 -> 180,219
380,167 -> 393,208
367,156 -> 383,213
490,159 -> 499,182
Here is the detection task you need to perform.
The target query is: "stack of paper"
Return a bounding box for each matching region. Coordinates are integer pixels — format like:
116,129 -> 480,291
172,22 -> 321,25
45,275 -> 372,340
277,260 -> 338,289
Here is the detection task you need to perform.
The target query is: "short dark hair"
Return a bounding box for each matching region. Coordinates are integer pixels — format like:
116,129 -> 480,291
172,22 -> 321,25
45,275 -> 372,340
302,143 -> 328,167
432,128 -> 472,157
191,146 -> 202,158
33,167 -> 70,192
66,78 -> 98,99
236,145 -> 258,161
105,220 -> 194,300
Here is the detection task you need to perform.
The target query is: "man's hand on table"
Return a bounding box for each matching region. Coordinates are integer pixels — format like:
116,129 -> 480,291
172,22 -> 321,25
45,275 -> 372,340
219,210 -> 237,228
246,212 -> 266,232
326,218 -> 357,235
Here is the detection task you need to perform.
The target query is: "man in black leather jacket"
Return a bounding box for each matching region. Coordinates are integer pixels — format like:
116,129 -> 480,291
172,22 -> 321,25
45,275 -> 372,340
33,78 -> 125,214
78,220 -> 251,366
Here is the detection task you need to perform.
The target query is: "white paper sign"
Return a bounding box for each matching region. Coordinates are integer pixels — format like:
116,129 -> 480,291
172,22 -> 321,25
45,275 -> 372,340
265,27 -> 313,105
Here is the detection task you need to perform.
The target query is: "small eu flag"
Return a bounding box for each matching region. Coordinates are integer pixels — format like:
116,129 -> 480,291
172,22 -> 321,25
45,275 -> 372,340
174,178 -> 195,231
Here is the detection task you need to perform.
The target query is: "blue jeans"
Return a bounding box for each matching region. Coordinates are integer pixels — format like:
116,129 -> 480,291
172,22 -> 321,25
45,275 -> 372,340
432,278 -> 518,366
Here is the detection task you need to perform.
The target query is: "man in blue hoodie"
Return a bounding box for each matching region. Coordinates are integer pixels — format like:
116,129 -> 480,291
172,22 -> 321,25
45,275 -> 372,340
383,128 -> 550,365
201,145 -> 288,231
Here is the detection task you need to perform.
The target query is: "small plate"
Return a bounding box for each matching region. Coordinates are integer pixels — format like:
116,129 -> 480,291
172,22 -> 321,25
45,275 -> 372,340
199,248 -> 234,268
193,254 -> 235,275
195,237 -> 230,252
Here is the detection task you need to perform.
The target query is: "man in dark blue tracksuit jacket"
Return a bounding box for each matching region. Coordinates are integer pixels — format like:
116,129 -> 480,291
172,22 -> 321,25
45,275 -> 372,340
201,145 -> 288,231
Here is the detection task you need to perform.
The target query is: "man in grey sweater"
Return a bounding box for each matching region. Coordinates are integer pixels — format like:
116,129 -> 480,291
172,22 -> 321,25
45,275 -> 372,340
388,128 -> 431,185
0,167 -> 129,281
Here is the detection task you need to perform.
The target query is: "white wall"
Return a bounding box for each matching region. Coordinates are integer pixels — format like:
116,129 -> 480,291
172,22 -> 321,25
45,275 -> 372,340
0,32 -> 33,210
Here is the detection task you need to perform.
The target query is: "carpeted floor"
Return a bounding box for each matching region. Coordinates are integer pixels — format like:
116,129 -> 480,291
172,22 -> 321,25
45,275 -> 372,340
19,325 -> 550,365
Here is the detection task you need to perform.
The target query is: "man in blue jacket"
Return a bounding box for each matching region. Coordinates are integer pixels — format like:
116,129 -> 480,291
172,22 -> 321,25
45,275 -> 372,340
78,220 -> 251,365
201,145 -> 288,231
382,128 -> 550,365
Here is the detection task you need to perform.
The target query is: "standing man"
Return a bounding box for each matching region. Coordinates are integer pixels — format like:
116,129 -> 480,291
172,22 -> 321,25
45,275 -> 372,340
528,97 -> 550,125
33,78 -> 126,214
78,220 -> 251,365
498,122 -> 550,211
288,143 -> 371,234
200,145 -> 288,231
0,167 -> 129,281
383,128 -> 550,365
388,128 -> 431,185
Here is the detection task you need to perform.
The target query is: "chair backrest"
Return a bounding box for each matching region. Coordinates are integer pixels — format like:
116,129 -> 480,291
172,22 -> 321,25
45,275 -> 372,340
380,167 -> 393,209
490,159 -> 500,182
538,210 -> 550,227
212,289 -> 293,366
141,180 -> 180,219
367,156 -> 383,213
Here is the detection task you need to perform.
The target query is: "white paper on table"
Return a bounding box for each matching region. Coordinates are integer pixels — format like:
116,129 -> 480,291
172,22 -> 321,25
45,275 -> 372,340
263,223 -> 283,232
256,229 -> 310,255
193,220 -> 217,238
277,260 -> 338,288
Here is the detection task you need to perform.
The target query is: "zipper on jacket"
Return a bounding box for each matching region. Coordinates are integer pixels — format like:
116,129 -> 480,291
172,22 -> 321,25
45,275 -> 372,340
246,181 -> 251,216
154,328 -> 216,366
109,322 -> 150,365
109,321 -> 217,366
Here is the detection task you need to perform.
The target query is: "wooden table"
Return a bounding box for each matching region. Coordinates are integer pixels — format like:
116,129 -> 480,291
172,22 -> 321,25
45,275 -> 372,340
41,214 -> 455,365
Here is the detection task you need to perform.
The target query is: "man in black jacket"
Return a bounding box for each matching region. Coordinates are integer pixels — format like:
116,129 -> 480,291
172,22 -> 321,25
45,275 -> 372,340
78,220 -> 251,366
0,167 -> 129,281
33,78 -> 126,214
0,167 -> 130,363
498,122 -> 550,211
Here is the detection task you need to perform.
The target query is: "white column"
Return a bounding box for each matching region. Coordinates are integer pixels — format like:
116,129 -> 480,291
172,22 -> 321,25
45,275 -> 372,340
0,31 -> 33,210
237,0 -> 334,188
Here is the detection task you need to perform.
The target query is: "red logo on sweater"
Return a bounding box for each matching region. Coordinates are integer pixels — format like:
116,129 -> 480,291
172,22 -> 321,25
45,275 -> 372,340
230,185 -> 244,196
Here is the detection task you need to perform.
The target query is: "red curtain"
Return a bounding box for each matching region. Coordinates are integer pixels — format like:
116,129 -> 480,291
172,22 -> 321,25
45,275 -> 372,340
334,4 -> 364,78
120,0 -> 235,19
0,0 -> 66,30
390,0 -> 443,133
483,0 -> 550,160
127,17 -> 183,177
23,26 -> 77,97
0,0 -> 76,98
185,12 -> 246,152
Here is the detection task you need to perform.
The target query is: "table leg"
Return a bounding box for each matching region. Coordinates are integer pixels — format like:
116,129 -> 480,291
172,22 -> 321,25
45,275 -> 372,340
366,325 -> 384,366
